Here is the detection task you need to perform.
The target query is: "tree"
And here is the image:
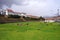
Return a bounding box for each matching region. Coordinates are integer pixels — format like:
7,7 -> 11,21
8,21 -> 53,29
39,16 -> 45,21
8,15 -> 20,18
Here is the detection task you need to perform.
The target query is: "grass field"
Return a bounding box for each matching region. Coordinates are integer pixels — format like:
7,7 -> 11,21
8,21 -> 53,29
0,22 -> 60,40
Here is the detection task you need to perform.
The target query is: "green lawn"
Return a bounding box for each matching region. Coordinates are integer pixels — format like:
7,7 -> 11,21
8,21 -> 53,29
0,22 -> 60,40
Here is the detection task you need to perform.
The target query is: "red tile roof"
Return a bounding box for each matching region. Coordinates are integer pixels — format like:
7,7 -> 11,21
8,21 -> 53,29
27,15 -> 39,18
7,9 -> 14,12
45,16 -> 60,20
6,9 -> 26,15
45,18 -> 55,20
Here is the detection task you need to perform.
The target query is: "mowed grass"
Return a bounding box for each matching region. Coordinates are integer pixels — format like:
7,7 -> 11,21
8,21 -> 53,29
0,22 -> 60,40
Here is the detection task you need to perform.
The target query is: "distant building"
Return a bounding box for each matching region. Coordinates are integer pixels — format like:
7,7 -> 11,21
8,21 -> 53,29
45,16 -> 60,22
45,18 -> 55,22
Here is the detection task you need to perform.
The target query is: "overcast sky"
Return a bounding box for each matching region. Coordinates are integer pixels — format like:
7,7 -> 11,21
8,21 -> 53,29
0,0 -> 60,16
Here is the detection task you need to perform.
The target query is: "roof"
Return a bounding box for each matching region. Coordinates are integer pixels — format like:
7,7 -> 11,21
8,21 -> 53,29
45,18 -> 55,20
7,9 -> 14,12
14,12 -> 21,14
27,15 -> 39,18
45,16 -> 60,20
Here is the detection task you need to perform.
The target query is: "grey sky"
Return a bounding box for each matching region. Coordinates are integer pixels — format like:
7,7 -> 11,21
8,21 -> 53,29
0,0 -> 60,16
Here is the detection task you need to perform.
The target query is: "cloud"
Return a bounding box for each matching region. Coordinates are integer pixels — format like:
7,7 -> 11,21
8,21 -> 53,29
0,0 -> 29,8
0,0 -> 48,8
0,0 -> 13,8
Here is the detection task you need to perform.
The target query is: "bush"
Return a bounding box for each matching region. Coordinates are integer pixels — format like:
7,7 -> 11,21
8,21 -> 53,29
8,15 -> 20,18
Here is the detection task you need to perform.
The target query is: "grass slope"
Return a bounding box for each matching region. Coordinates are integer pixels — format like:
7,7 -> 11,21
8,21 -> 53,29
0,22 -> 60,40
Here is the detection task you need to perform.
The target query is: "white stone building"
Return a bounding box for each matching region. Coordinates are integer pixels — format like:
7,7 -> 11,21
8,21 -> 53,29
45,16 -> 60,22
0,9 -> 26,16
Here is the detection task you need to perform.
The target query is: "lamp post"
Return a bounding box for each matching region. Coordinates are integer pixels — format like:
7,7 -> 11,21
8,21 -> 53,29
57,9 -> 59,17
